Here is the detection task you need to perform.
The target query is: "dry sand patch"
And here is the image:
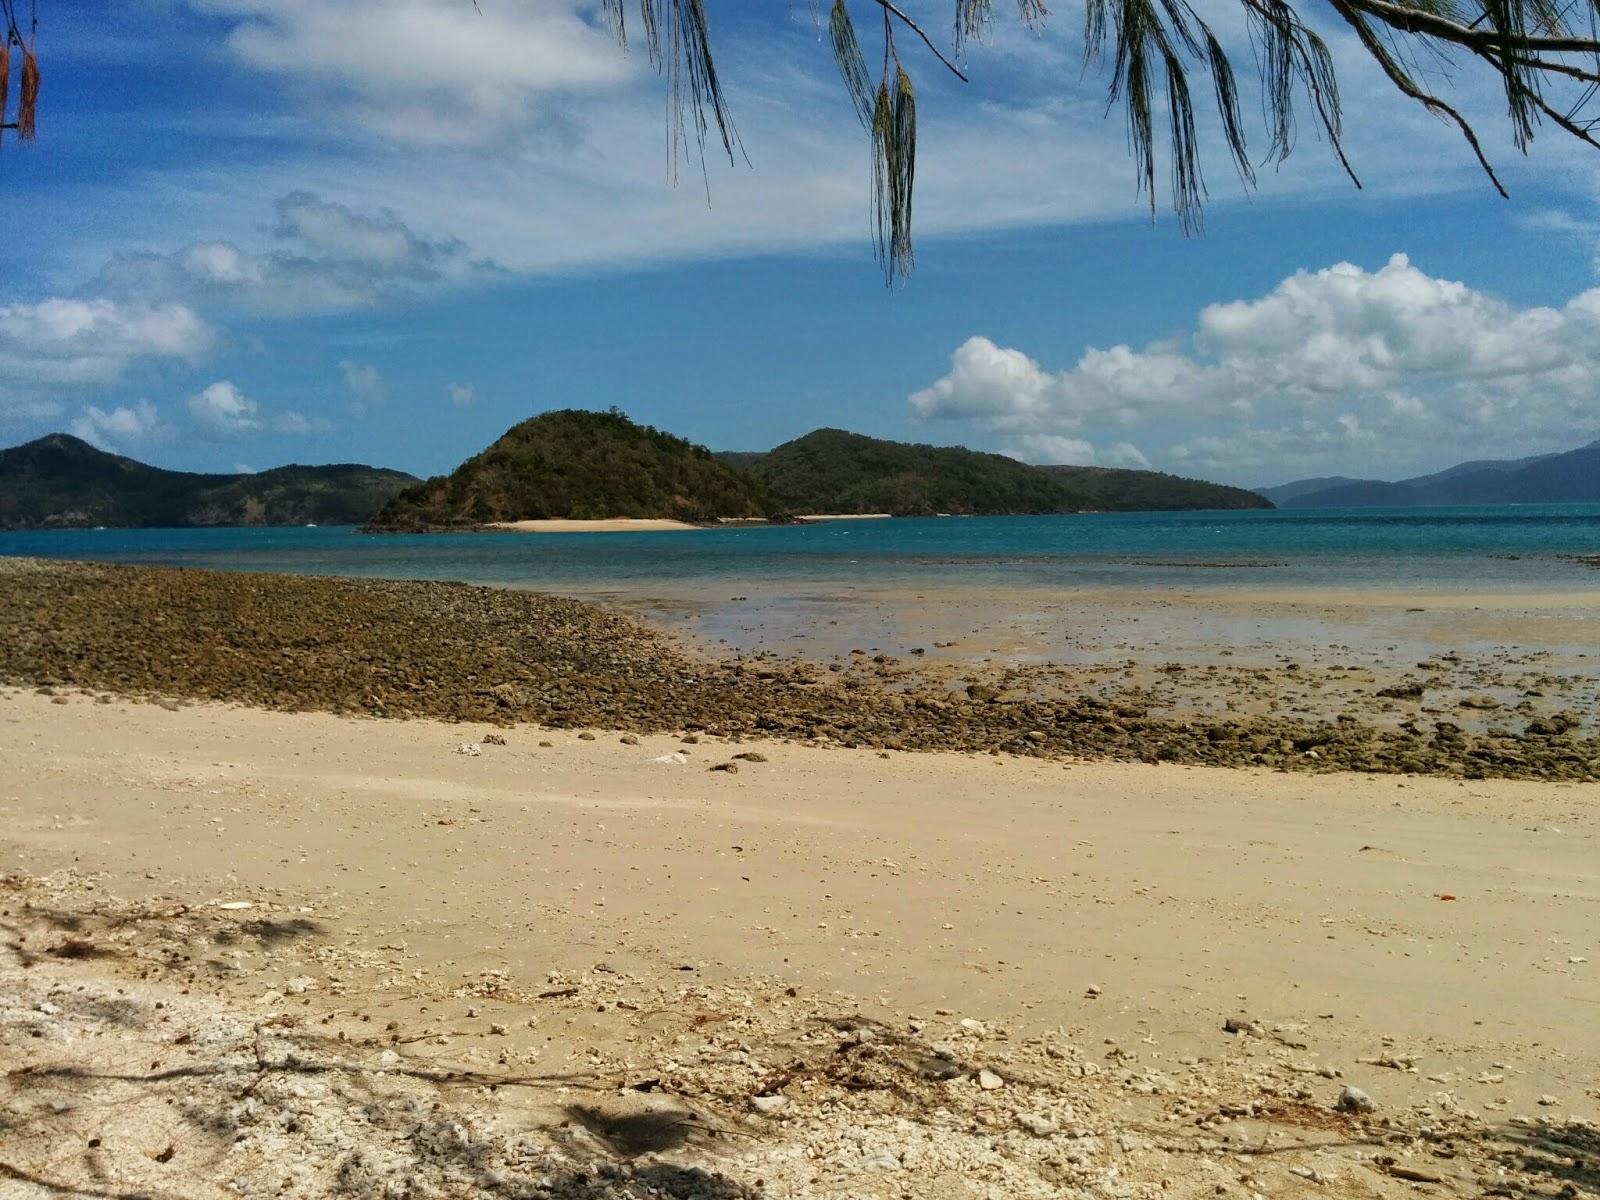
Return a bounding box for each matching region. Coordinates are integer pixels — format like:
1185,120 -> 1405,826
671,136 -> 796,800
2,692 -> 1597,1198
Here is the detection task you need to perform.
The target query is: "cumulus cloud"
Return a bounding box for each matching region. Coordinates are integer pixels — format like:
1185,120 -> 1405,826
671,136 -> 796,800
187,380 -> 324,439
339,359 -> 388,416
910,255 -> 1600,479
95,192 -> 500,319
446,381 -> 477,408
69,401 -> 172,451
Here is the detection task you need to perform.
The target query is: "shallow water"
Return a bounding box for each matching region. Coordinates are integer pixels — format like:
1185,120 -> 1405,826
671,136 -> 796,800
3,504 -> 1599,594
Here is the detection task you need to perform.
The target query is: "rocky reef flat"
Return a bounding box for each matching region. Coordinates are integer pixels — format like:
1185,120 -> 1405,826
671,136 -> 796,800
1,557 -> 1596,780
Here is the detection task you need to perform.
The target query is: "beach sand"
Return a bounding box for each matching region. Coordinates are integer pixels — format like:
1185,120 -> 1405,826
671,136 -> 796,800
3,689 -> 1596,1198
795,513 -> 894,521
488,519 -> 702,533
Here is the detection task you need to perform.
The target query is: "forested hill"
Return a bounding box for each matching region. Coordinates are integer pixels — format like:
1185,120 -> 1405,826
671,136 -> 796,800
364,409 -> 776,530
0,434 -> 418,529
724,429 -> 1270,515
1036,465 -> 1271,511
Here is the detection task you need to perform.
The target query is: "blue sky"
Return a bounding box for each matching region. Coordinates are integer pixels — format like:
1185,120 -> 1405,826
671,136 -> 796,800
4,1 -> 1600,487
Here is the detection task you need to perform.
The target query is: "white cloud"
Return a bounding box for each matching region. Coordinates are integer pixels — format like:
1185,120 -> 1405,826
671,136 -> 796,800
999,433 -> 1097,465
186,0 -> 634,144
188,381 -> 261,437
339,359 -> 388,416
0,298 -> 214,388
187,380 -> 324,439
911,255 -> 1600,479
201,0 -> 1600,278
95,192 -> 500,319
1101,442 -> 1152,469
447,381 -> 477,408
69,401 -> 171,451
998,432 -> 1151,469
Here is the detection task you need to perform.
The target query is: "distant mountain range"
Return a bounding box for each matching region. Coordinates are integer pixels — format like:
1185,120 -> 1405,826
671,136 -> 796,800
1256,440 -> 1600,508
2,415 -> 1267,533
722,429 -> 1267,515
0,434 -> 418,530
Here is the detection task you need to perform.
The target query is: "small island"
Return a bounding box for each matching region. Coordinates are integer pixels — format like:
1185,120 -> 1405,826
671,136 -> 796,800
363,409 -> 778,531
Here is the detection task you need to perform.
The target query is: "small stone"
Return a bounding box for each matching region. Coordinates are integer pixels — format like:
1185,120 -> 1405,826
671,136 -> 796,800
732,751 -> 767,762
1335,1086 -> 1375,1114
489,1023 -> 508,1036
577,732 -> 596,741
1016,1112 -> 1058,1136
709,762 -> 739,774
619,734 -> 640,746
861,1147 -> 901,1171
749,1093 -> 789,1114
1085,984 -> 1102,998
1538,1094 -> 1559,1106
977,1069 -> 1004,1090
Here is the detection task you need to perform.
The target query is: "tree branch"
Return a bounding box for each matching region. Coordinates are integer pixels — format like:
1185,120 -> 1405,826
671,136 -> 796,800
1508,52 -> 1600,85
1327,0 -> 1508,196
1527,86 -> 1600,147
1342,0 -> 1600,54
865,0 -> 971,82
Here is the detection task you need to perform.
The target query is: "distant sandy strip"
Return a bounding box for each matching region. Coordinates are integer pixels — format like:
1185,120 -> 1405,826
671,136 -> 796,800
486,515 -> 894,531
796,512 -> 892,521
488,518 -> 700,533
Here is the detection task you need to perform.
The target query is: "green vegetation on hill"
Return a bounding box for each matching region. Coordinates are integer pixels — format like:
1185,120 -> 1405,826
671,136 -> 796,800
366,409 -> 775,530
732,429 -> 1084,516
1037,465 -> 1270,511
0,434 -> 418,529
726,429 -> 1268,515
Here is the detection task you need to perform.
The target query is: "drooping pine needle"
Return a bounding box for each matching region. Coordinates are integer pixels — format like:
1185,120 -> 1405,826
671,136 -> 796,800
0,40 -> 10,147
17,43 -> 36,141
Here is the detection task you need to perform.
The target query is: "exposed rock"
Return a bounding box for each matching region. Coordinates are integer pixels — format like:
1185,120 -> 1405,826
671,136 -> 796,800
2,560 -> 1596,783
1335,1086 -> 1375,1114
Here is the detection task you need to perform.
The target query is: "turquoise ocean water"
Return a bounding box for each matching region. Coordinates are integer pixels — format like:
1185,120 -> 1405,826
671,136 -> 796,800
2,505 -> 1598,594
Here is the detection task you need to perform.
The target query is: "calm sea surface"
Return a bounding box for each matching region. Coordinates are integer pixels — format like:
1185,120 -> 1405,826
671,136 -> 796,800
3,505 -> 1598,594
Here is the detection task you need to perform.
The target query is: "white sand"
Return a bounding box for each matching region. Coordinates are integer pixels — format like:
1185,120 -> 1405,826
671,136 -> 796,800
487,518 -> 701,533
796,513 -> 893,521
3,690 -> 1597,1198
